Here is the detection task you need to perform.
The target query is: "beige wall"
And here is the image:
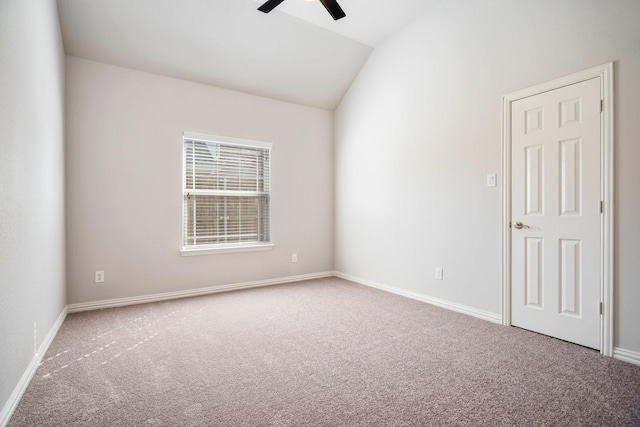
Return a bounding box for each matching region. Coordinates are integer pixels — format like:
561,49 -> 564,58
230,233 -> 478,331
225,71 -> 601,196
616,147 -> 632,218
0,0 -> 66,418
335,0 -> 640,354
65,57 -> 334,304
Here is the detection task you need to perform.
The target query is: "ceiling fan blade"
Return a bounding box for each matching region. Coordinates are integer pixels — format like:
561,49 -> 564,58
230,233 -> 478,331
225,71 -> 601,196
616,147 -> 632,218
258,0 -> 286,14
318,0 -> 346,20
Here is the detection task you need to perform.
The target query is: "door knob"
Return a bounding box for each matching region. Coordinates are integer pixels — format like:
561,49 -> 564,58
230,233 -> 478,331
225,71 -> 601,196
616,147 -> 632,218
514,221 -> 529,229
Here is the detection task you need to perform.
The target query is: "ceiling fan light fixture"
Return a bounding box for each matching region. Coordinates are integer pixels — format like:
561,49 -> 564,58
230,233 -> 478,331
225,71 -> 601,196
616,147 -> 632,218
258,0 -> 346,20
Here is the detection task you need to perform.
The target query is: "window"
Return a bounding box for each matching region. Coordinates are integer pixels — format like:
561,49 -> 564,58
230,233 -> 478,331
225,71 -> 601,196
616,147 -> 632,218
181,132 -> 273,255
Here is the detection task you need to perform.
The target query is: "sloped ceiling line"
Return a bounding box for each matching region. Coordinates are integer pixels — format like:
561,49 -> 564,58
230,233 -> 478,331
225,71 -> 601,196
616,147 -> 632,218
57,0 -> 433,110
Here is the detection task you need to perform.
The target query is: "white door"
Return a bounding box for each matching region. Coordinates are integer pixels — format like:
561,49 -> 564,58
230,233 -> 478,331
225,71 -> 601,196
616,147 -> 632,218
511,77 -> 601,350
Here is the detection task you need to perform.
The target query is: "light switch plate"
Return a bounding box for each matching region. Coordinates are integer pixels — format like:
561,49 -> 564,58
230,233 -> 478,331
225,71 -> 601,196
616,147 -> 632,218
487,173 -> 497,187
95,270 -> 104,283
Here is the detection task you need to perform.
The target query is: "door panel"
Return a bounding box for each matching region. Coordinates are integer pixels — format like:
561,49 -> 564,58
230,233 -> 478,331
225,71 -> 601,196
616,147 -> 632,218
525,237 -> 543,308
525,145 -> 544,215
559,138 -> 581,215
559,239 -> 580,316
511,77 -> 601,350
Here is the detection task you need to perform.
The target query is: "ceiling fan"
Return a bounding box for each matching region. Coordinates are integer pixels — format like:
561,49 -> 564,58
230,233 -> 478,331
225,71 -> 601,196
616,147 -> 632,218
258,0 -> 346,21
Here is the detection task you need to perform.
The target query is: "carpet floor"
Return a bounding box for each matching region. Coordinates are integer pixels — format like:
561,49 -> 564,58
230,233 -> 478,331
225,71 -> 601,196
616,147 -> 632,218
9,277 -> 640,426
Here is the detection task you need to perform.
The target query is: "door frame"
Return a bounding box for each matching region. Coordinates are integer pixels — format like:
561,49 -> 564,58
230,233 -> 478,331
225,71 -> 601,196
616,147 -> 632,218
501,62 -> 614,356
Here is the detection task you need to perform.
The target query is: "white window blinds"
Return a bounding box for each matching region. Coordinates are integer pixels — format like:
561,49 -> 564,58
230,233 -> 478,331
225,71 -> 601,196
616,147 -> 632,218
183,135 -> 271,249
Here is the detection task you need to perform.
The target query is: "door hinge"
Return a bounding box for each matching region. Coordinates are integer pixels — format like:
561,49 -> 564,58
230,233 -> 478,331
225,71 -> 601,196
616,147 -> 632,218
600,99 -> 604,113
600,200 -> 604,214
600,302 -> 604,315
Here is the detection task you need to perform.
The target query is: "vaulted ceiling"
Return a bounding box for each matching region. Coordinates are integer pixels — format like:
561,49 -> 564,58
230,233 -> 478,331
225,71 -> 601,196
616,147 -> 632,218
56,0 -> 435,110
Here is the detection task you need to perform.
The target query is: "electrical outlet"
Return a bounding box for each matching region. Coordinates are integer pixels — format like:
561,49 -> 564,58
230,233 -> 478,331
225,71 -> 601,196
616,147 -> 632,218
291,253 -> 298,263
435,267 -> 444,280
95,270 -> 105,283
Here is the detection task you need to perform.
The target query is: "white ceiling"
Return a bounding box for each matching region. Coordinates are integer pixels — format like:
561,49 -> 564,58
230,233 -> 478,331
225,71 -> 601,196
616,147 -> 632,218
57,0 -> 433,110
252,0 -> 434,47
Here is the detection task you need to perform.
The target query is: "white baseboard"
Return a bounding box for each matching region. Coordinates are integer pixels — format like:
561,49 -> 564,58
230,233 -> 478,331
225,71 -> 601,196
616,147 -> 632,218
67,271 -> 335,313
0,306 -> 68,427
335,272 -> 640,365
613,347 -> 640,366
334,271 -> 502,324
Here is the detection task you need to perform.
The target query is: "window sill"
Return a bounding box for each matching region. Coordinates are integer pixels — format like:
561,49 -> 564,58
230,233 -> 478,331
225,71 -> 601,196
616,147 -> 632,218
180,243 -> 275,257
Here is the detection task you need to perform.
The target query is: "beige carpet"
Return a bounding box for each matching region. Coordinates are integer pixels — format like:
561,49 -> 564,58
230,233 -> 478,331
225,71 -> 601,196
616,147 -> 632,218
9,277 -> 640,426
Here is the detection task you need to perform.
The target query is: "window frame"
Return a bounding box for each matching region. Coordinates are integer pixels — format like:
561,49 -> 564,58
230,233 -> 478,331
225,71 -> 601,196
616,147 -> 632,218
180,132 -> 274,257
